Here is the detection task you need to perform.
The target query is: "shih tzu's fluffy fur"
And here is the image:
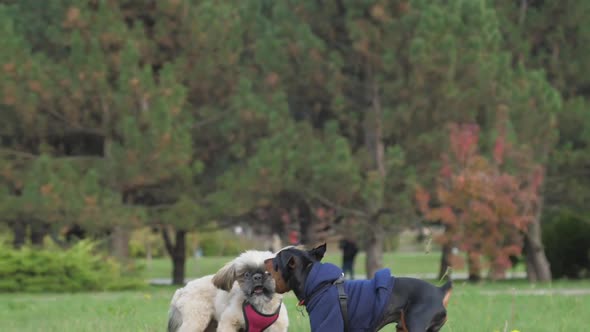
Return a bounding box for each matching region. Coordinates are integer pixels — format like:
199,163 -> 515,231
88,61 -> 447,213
168,250 -> 289,332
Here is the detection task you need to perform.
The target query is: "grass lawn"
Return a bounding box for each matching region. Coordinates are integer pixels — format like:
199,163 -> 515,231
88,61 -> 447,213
140,251 -> 525,280
1,251 -> 585,331
1,280 -> 589,331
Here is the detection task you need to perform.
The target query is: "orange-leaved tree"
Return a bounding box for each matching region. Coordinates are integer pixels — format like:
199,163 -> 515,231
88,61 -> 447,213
416,120 -> 544,281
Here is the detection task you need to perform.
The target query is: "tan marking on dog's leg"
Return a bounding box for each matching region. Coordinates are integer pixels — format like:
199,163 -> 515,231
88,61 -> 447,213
396,310 -> 409,332
443,289 -> 452,308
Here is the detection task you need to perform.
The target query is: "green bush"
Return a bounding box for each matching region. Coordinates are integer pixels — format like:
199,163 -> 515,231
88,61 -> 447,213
0,240 -> 146,292
129,227 -> 165,259
128,228 -> 258,258
197,230 -> 258,256
543,211 -> 590,279
383,234 -> 400,252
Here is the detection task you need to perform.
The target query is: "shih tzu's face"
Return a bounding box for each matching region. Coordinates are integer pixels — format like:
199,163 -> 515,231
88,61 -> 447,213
212,250 -> 277,303
237,267 -> 275,300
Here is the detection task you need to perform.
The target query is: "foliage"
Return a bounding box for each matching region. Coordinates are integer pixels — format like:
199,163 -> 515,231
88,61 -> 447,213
0,0 -> 582,282
0,1 -> 190,234
130,227 -> 261,258
195,230 -> 259,257
543,210 -> 590,279
0,240 -> 146,292
494,0 -> 590,221
129,227 -> 165,259
416,120 -> 543,278
545,98 -> 590,215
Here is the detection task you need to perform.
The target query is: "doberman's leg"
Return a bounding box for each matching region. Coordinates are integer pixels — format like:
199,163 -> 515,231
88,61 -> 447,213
403,305 -> 430,332
404,321 -> 427,332
396,310 -> 409,332
404,307 -> 448,331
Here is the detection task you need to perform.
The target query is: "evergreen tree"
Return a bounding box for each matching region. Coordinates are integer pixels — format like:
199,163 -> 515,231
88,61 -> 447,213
494,0 -> 589,281
1,0 -> 576,285
220,0 -> 561,278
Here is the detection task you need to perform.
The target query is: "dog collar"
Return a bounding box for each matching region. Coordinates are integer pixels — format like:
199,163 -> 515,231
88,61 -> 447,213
242,300 -> 282,332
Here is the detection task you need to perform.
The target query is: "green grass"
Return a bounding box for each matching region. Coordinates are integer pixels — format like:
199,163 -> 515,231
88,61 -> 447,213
0,251 -> 583,331
1,281 -> 589,331
141,251 -> 523,280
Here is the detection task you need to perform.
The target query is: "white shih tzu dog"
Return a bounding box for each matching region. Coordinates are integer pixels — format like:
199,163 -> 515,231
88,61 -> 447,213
168,250 -> 289,332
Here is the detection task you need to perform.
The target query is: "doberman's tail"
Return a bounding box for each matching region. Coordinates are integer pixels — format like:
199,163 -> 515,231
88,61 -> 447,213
440,280 -> 452,293
439,280 -> 453,308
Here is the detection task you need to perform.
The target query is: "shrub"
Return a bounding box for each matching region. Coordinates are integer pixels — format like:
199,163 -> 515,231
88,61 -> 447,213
129,227 -> 165,259
0,240 -> 146,292
383,234 -> 400,252
197,230 -> 259,256
543,211 -> 590,279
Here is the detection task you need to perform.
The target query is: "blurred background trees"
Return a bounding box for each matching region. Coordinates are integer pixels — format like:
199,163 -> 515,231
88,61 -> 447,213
1,0 -> 588,284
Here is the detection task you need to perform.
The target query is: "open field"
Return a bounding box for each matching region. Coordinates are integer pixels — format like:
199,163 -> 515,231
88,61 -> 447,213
1,280 -> 589,331
140,251 -> 526,281
0,250 -> 585,331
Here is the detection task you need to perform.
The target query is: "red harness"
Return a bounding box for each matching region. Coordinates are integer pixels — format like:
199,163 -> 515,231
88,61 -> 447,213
242,300 -> 282,332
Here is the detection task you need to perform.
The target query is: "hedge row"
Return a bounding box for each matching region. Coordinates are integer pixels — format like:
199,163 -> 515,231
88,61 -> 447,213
0,240 -> 146,292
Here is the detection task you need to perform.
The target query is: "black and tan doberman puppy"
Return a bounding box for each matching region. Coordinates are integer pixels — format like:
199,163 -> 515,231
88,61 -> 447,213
264,244 -> 451,332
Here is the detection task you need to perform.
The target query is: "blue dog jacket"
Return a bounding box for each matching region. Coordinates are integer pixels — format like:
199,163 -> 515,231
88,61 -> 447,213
302,263 -> 394,332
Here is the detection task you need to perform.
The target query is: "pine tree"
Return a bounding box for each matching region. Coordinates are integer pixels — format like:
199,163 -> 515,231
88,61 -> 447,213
493,0 -> 585,281
222,0 -> 561,278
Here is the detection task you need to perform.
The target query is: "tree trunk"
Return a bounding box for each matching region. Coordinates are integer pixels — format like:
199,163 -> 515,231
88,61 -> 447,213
163,227 -> 187,285
11,220 -> 26,249
112,225 -> 130,259
438,243 -> 452,280
363,75 -> 387,279
112,191 -> 133,260
524,221 -> 552,282
467,251 -> 482,282
365,218 -> 384,278
30,220 -> 47,247
297,199 -> 312,245
524,190 -> 552,282
171,230 -> 186,285
146,238 -> 153,268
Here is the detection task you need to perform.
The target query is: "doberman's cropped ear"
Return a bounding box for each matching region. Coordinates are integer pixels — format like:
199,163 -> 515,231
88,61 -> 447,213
309,243 -> 327,261
287,255 -> 297,269
274,251 -> 296,271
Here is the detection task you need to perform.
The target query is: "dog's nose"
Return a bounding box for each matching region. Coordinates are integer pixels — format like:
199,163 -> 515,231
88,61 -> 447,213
253,273 -> 263,282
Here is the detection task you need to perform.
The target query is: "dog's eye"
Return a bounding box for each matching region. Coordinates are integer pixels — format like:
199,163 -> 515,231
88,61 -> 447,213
244,272 -> 251,278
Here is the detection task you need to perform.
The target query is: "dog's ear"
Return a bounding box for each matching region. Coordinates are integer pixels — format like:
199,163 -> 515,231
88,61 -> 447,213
287,255 -> 297,269
274,251 -> 295,271
212,260 -> 237,291
308,243 -> 327,261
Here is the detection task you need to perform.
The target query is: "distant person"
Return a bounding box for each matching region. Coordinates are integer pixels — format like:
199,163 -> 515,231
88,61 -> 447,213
194,247 -> 203,259
288,230 -> 299,245
339,238 -> 359,280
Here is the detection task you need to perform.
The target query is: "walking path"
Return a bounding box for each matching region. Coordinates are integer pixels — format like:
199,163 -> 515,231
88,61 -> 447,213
480,289 -> 590,296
